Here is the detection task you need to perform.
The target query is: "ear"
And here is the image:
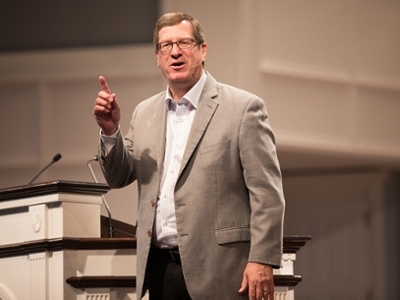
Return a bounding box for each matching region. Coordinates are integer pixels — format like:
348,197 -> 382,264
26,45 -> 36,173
201,42 -> 208,59
155,50 -> 160,68
156,55 -> 160,68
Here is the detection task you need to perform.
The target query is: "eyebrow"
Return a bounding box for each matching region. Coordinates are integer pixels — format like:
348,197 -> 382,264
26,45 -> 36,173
158,36 -> 193,43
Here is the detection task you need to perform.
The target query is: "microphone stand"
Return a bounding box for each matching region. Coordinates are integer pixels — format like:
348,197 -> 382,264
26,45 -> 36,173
87,155 -> 114,238
29,153 -> 62,185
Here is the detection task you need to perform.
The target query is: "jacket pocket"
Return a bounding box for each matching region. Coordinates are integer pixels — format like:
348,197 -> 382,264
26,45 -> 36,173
214,226 -> 251,245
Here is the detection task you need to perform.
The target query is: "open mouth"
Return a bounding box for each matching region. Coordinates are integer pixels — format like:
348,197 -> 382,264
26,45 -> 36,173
171,61 -> 184,68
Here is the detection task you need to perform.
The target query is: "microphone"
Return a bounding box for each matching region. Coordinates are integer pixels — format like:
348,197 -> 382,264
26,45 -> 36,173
87,155 -> 114,238
190,46 -> 204,68
29,153 -> 62,185
190,59 -> 203,68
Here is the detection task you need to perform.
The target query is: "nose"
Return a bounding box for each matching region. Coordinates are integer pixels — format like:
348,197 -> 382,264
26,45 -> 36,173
170,43 -> 182,55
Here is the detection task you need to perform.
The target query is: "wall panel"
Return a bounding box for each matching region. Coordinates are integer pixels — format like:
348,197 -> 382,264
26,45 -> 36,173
0,83 -> 41,167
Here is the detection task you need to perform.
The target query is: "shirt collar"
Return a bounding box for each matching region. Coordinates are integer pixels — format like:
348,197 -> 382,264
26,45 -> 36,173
164,72 -> 207,111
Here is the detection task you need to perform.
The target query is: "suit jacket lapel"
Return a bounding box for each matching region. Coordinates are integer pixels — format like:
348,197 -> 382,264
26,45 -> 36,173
153,92 -> 168,177
179,74 -> 219,177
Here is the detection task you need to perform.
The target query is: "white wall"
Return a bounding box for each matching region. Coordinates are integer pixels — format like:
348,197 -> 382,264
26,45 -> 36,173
1,1 -> 400,299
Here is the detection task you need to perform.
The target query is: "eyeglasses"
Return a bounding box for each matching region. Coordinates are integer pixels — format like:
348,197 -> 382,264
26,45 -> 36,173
157,38 -> 197,53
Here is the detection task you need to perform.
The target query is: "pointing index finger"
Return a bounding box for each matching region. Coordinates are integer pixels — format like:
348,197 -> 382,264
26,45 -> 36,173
99,76 -> 111,94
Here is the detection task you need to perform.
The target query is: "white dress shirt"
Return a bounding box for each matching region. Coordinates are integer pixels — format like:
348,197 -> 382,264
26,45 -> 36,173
154,72 -> 207,248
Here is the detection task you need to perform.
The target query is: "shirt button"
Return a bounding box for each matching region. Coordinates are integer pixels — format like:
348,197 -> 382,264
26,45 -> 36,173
146,230 -> 152,237
150,200 -> 156,207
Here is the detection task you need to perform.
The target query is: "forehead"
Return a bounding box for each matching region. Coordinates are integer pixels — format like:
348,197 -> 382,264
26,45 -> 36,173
158,21 -> 194,41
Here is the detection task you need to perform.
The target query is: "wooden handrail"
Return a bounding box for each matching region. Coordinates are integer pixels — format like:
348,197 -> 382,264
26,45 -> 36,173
0,235 -> 310,259
66,275 -> 301,289
67,276 -> 136,288
0,237 -> 136,259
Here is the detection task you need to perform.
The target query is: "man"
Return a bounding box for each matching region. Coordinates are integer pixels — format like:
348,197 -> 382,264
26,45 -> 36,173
93,12 -> 285,300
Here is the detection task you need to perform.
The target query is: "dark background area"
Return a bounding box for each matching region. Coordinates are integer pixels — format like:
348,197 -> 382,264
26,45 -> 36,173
0,0 -> 159,52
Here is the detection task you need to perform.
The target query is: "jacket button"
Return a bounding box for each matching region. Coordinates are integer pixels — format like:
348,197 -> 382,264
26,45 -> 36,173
147,230 -> 152,237
150,200 -> 156,207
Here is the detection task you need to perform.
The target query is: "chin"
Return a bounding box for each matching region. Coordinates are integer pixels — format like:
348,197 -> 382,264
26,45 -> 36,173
168,72 -> 189,82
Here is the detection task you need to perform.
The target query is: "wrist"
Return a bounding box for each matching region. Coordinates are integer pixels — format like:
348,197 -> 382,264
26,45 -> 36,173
101,126 -> 119,137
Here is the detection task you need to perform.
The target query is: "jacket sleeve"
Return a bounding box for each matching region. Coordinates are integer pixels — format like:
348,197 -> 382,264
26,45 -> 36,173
98,109 -> 138,189
239,96 -> 285,268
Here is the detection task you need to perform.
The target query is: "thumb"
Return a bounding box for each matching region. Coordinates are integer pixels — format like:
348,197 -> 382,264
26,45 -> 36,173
238,274 -> 248,293
110,93 -> 120,110
99,76 -> 111,94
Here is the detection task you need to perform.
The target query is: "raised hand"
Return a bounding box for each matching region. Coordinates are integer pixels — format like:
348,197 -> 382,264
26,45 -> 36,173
93,76 -> 121,136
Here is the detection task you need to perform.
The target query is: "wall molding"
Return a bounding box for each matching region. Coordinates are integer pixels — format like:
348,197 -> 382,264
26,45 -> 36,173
0,284 -> 17,300
260,59 -> 400,92
0,45 -> 160,84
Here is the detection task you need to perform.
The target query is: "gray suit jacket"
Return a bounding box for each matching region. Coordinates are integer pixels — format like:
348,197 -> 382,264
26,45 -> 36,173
100,73 -> 285,300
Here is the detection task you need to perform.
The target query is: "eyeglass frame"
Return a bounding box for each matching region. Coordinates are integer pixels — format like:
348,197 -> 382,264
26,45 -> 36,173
156,38 -> 199,53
